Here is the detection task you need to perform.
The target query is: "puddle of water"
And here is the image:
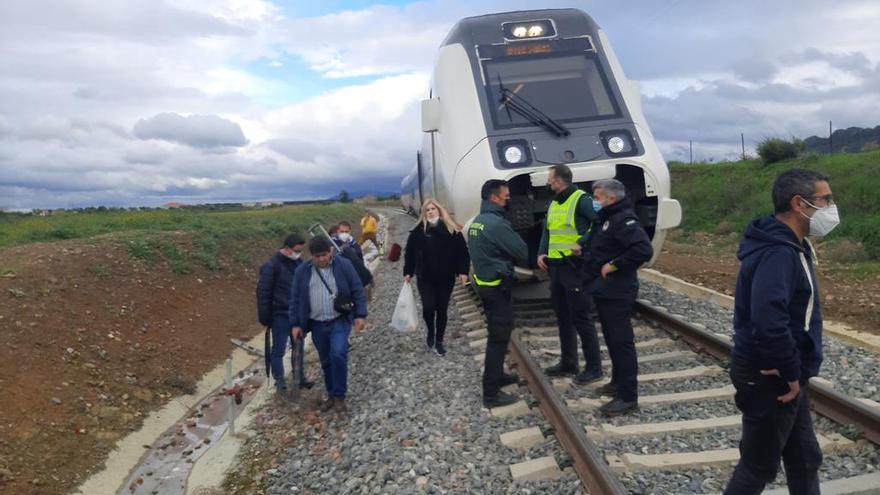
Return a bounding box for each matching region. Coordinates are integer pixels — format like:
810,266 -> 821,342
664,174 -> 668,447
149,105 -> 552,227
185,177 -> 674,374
119,363 -> 265,495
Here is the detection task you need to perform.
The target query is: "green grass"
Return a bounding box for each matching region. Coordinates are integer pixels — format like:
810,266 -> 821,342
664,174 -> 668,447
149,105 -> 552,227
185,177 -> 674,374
0,204 -> 361,247
670,150 -> 880,259
0,203 -> 364,274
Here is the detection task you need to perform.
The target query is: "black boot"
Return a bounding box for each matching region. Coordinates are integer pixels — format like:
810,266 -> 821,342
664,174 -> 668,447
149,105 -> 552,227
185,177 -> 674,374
599,397 -> 638,416
545,362 -> 578,377
483,391 -> 518,408
434,341 -> 447,356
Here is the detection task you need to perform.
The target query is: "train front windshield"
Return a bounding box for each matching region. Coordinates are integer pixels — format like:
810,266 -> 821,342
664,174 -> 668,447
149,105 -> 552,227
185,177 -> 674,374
483,53 -> 621,130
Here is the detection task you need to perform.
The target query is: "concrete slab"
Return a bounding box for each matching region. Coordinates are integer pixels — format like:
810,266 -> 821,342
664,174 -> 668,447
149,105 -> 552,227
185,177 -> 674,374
570,384 -> 735,410
587,414 -> 741,439
463,319 -> 484,329
500,426 -> 545,449
609,433 -> 852,472
509,456 -> 563,482
858,398 -> 880,411
760,473 -> 880,495
74,331 -> 270,495
460,310 -> 484,321
489,400 -> 531,418
541,349 -> 689,367
581,365 -> 724,390
552,378 -> 572,391
469,338 -> 487,349
466,329 -> 487,339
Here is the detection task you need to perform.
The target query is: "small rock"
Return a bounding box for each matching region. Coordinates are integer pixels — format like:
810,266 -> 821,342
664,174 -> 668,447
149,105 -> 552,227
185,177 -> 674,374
51,397 -> 62,405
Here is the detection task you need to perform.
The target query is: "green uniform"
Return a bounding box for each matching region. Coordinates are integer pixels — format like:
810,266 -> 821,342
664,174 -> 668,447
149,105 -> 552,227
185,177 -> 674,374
467,201 -> 528,285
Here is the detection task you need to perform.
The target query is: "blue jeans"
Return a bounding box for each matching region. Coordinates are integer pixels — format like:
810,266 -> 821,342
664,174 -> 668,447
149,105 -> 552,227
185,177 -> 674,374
310,318 -> 352,398
271,314 -> 305,389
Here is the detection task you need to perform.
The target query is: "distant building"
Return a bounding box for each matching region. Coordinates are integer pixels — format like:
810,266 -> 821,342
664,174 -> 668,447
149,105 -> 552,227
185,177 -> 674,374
161,202 -> 185,209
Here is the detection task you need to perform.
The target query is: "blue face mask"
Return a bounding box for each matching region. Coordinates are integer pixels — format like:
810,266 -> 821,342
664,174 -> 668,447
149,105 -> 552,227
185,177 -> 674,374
592,199 -> 603,213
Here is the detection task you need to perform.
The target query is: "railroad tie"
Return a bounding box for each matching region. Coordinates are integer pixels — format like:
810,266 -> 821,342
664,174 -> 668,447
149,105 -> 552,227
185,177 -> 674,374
606,432 -> 854,472
509,456 -> 563,482
586,414 -> 742,439
489,400 -> 531,418
745,472 -> 880,495
552,365 -> 724,391
500,426 -> 545,449
567,384 -> 735,411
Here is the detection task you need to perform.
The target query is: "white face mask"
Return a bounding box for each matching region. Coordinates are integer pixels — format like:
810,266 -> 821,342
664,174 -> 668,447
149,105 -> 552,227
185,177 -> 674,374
801,200 -> 840,237
285,251 -> 302,260
338,232 -> 352,243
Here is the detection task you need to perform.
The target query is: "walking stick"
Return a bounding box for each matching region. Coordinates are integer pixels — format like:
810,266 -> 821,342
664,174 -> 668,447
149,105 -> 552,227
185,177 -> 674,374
290,334 -> 303,402
264,326 -> 272,380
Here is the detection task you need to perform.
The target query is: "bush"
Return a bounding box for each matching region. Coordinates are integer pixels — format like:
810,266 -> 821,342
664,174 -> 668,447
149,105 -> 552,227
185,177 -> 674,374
757,137 -> 805,164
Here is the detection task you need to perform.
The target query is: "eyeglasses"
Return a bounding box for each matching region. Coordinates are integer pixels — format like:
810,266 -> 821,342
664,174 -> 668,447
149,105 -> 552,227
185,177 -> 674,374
808,194 -> 834,206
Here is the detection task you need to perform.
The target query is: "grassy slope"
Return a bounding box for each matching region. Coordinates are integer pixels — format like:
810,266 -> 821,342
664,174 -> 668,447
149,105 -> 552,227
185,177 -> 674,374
0,203 -> 364,274
670,150 -> 880,259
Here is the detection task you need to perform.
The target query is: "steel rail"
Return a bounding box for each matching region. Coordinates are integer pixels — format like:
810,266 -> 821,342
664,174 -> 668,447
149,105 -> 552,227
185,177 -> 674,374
508,334 -> 627,494
634,299 -> 880,445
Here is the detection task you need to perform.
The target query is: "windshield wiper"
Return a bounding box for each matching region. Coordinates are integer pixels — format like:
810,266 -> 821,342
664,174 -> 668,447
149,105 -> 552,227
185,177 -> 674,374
497,75 -> 571,137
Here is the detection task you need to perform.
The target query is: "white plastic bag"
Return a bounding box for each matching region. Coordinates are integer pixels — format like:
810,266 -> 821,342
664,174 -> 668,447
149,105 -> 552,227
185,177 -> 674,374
391,282 -> 419,332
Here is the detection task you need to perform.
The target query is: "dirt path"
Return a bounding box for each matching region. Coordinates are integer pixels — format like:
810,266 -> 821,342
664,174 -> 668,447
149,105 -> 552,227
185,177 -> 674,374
653,232 -> 880,336
0,233 -> 276,495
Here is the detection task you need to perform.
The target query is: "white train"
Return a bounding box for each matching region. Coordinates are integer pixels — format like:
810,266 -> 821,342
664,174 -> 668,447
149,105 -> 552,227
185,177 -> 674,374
402,9 -> 681,275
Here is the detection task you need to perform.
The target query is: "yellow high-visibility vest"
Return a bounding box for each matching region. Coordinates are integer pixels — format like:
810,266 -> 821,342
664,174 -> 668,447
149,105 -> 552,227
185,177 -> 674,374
473,274 -> 501,287
546,189 -> 585,259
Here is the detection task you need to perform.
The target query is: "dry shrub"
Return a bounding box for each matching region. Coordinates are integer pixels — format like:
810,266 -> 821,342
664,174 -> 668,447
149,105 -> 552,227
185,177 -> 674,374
818,239 -> 870,264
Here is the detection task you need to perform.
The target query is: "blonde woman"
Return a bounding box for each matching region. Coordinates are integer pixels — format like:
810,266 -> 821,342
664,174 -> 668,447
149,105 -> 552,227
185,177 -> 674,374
403,199 -> 470,356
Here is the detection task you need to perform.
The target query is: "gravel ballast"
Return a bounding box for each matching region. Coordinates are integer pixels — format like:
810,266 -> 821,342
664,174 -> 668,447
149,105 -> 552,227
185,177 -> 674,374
232,211 -> 879,495
258,209 -> 581,494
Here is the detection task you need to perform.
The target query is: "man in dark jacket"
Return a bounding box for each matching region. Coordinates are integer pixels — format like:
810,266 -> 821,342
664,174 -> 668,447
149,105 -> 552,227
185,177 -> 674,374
468,179 -> 529,408
331,224 -> 374,289
290,236 -> 368,414
537,164 -> 602,384
256,234 -> 310,392
724,169 -> 836,494
587,179 -> 653,416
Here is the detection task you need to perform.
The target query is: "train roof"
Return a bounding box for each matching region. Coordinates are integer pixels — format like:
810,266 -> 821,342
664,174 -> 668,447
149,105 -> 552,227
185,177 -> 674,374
441,9 -> 600,48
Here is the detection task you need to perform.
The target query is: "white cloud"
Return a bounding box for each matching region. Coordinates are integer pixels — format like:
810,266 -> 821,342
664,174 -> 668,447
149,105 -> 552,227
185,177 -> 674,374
1,0 -> 879,208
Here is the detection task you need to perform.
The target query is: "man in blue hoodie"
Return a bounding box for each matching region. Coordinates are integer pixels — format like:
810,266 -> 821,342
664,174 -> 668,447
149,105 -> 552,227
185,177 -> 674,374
290,236 -> 368,414
724,169 -> 839,494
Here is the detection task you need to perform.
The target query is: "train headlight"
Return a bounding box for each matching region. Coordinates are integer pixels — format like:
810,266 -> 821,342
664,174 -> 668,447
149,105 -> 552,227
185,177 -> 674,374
600,130 -> 639,157
502,20 -> 556,41
504,145 -> 524,164
497,139 -> 532,167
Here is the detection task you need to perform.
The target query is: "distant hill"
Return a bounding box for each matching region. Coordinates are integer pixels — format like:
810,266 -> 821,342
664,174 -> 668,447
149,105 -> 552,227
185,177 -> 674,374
804,125 -> 880,154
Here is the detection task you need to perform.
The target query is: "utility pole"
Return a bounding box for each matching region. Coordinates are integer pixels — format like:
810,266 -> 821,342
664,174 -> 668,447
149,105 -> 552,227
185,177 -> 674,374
829,120 -> 833,154
741,133 -> 745,161
689,140 -> 693,164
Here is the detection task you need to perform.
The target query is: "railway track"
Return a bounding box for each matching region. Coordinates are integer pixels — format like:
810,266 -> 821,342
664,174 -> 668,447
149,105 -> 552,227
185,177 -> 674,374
451,283 -> 880,494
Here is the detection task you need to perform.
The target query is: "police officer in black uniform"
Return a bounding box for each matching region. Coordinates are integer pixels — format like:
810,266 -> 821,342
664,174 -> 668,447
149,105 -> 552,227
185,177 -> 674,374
586,179 -> 653,416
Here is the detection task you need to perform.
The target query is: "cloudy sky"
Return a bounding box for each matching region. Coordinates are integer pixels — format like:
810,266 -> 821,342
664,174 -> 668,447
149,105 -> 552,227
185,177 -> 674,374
1,0 -> 878,209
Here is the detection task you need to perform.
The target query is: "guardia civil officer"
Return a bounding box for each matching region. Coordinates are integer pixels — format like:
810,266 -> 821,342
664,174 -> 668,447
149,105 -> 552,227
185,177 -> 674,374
468,179 -> 528,408
586,179 -> 653,416
723,169 -> 836,494
537,165 -> 602,384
